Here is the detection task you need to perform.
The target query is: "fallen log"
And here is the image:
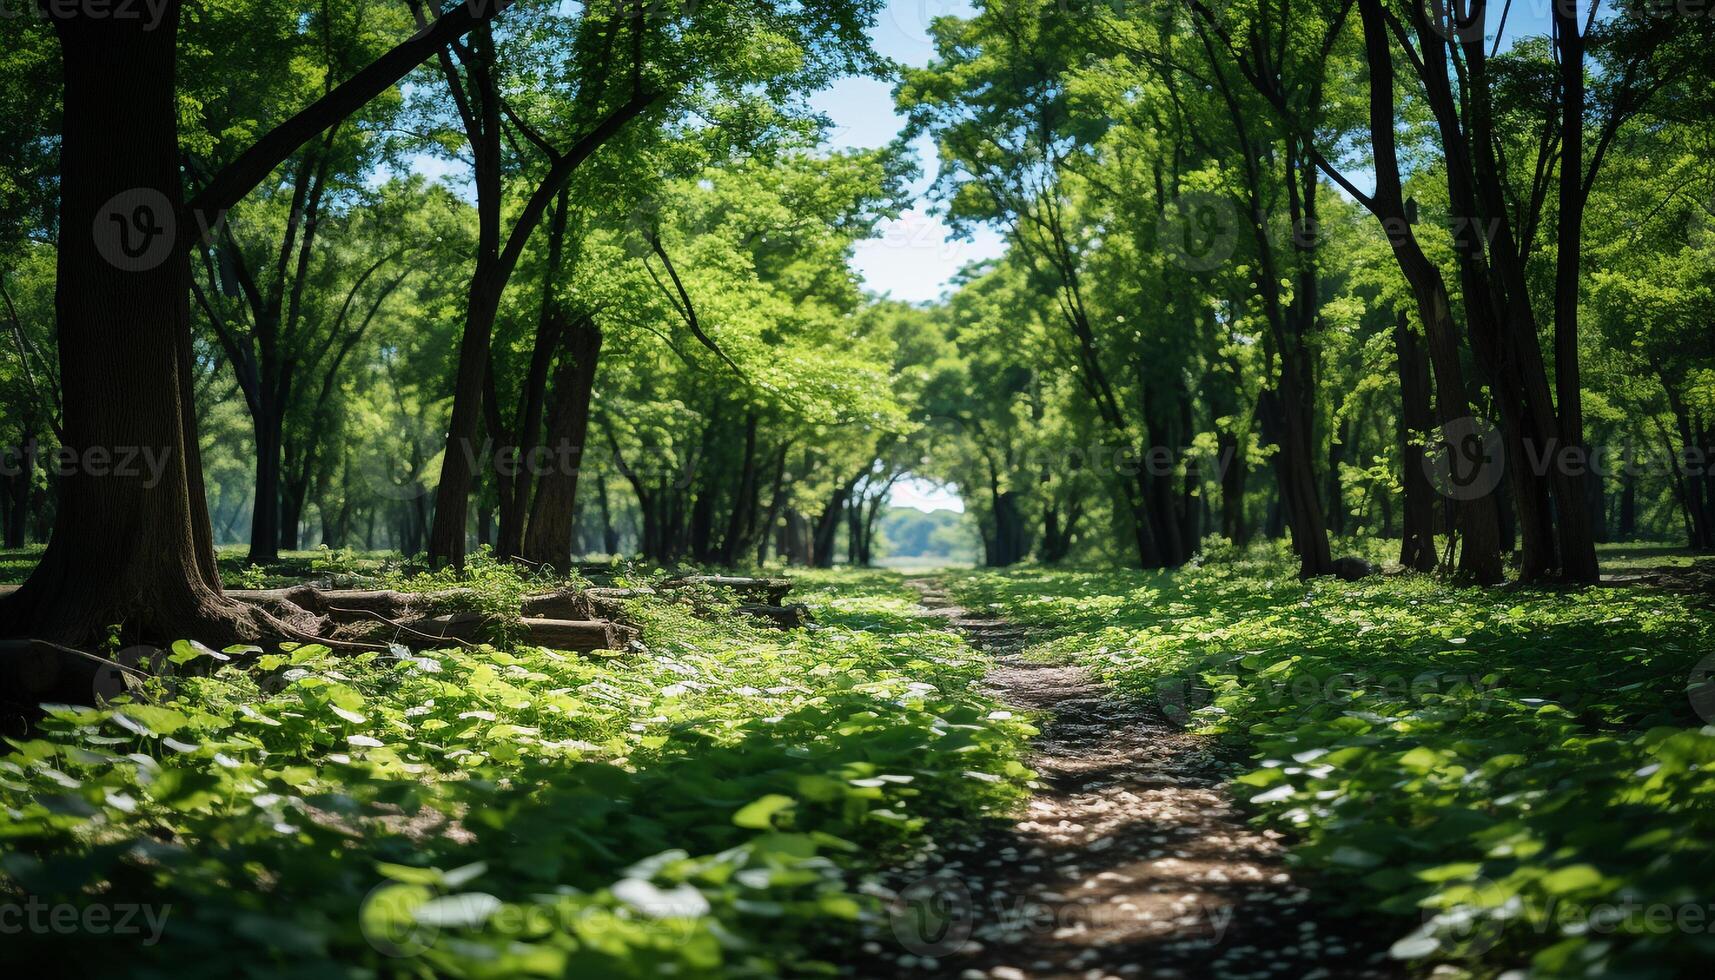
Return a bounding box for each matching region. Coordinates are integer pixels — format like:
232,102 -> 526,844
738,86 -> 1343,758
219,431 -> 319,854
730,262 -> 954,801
521,590 -> 599,620
521,587 -> 662,622
522,618 -> 638,652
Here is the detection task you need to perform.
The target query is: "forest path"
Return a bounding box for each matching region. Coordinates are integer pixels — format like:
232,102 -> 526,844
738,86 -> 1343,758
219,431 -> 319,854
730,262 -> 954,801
873,580 -> 1400,980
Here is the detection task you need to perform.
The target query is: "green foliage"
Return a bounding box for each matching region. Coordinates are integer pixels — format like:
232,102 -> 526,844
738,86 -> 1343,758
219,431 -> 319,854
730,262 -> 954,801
0,572 -> 1032,976
948,563 -> 1715,978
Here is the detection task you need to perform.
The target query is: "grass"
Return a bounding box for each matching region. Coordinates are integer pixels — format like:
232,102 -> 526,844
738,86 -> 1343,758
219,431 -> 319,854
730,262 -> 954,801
0,569 -> 1035,977
946,549 -> 1715,979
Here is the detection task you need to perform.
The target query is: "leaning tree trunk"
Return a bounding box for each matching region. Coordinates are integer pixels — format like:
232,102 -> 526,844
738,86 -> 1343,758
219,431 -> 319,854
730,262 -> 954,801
426,264 -> 503,568
0,10 -> 274,646
521,319 -> 602,569
1355,0 -> 1503,583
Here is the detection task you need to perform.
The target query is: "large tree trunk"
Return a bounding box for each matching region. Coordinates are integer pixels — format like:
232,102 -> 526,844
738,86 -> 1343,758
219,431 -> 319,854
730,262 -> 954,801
1216,91 -> 1330,578
1142,410 -> 1188,566
8,0 -> 505,636
521,319 -> 602,569
1413,6 -> 1596,582
1219,427 -> 1248,546
1041,490 -> 1082,564
422,32 -> 653,570
0,9 -> 279,646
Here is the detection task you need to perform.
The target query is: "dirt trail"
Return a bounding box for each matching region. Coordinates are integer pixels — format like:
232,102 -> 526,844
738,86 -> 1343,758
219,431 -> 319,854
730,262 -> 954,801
866,581 -> 1401,980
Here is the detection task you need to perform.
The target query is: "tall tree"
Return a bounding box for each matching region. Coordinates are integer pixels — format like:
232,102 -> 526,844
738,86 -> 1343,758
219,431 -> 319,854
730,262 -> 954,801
0,0 -> 502,645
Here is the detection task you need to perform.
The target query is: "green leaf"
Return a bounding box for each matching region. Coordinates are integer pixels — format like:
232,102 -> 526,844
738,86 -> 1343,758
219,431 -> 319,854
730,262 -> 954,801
732,794 -> 796,829
1538,864 -> 1605,895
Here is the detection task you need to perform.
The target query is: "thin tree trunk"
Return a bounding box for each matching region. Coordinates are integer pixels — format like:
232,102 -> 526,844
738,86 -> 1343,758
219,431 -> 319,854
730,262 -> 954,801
717,413 -> 759,566
754,446 -> 789,565
1618,444 -> 1637,539
1394,314 -> 1438,572
1356,0 -> 1503,583
3,437 -> 35,548
596,468 -> 619,554
496,190 -> 571,559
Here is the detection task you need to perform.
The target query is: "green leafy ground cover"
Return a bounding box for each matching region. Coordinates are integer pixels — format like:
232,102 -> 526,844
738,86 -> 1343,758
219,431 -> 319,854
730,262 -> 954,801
0,570 -> 1033,977
947,555 -> 1715,979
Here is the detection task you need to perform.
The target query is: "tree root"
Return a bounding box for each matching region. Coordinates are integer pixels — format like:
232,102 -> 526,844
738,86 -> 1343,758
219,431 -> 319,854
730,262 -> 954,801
325,606 -> 482,650
0,577 -> 797,717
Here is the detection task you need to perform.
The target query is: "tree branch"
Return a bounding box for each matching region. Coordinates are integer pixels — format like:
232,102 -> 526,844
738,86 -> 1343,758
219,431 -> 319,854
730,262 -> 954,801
187,0 -> 511,220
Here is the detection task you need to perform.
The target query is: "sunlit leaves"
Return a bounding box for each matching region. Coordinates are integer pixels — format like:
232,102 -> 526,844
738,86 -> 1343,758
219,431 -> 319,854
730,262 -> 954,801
0,572 -> 1032,975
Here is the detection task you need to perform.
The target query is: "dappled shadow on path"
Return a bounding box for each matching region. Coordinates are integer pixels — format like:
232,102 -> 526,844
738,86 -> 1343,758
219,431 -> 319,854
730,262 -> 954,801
858,582 -> 1403,980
